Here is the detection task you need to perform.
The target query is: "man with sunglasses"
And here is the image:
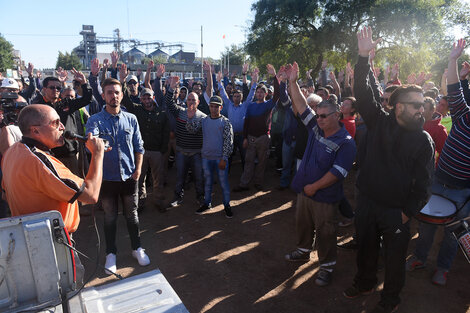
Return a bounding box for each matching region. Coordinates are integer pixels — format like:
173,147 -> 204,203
2,104 -> 105,233
342,27 -> 434,313
31,72 -> 93,176
284,62 -> 356,287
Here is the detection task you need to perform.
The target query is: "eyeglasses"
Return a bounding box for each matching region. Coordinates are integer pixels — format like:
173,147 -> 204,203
47,86 -> 62,91
316,111 -> 336,119
402,101 -> 425,110
33,118 -> 61,129
127,81 -> 138,85
380,97 -> 389,103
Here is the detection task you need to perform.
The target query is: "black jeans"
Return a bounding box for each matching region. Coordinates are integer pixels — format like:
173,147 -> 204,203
101,179 -> 141,254
353,194 -> 411,307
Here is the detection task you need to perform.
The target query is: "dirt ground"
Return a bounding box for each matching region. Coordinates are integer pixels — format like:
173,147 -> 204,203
75,156 -> 470,313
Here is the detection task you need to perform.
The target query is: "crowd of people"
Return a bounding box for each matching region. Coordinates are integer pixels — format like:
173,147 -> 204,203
0,26 -> 469,313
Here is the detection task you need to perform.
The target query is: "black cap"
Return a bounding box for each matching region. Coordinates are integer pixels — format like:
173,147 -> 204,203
209,95 -> 223,106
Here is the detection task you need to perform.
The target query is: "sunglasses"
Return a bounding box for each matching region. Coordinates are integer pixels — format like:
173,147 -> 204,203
402,101 -> 425,110
380,97 -> 389,103
316,111 -> 336,119
48,86 -> 62,91
32,118 -> 61,129
127,81 -> 138,85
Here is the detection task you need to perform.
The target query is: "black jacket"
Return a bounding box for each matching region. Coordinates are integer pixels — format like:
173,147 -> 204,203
354,56 -> 435,217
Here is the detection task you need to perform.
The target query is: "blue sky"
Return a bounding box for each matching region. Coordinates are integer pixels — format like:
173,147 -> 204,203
1,0 -> 255,69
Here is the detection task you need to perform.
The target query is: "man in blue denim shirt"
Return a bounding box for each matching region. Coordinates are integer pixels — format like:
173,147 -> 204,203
86,78 -> 149,276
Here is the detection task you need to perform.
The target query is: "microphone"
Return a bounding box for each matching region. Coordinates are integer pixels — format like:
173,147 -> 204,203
64,130 -> 87,142
64,130 -> 110,150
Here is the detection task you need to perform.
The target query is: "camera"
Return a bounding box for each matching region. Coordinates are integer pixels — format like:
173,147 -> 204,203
0,92 -> 28,127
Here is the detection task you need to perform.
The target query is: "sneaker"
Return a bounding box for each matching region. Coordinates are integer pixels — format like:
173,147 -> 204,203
233,185 -> 249,192
337,238 -> 358,250
196,204 -> 211,215
132,247 -> 150,266
104,253 -> 117,275
224,205 -> 233,218
405,255 -> 426,272
432,268 -> 448,286
370,302 -> 398,313
315,268 -> 332,286
285,249 -> 310,262
343,285 -> 374,299
170,195 -> 183,207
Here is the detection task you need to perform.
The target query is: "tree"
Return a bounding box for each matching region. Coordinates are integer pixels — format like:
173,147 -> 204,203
246,0 -> 470,80
0,34 -> 14,72
56,51 -> 82,70
220,44 -> 247,66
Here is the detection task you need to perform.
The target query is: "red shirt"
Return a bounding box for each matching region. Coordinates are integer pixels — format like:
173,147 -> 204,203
423,114 -> 448,163
341,116 -> 356,138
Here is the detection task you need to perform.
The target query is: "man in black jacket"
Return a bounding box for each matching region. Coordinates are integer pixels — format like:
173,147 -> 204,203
343,27 -> 435,313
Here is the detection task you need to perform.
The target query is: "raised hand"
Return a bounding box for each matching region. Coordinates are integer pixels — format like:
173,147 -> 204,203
407,73 -> 416,84
156,64 -> 165,78
71,68 -> 86,84
56,67 -> 68,83
36,71 -> 42,79
251,67 -> 259,83
203,60 -> 211,72
346,62 -> 353,76
216,71 -> 223,83
168,76 -> 180,90
329,71 -> 337,81
147,60 -> 154,71
415,72 -> 427,86
103,58 -> 110,69
26,62 -> 34,76
391,63 -> 399,80
338,70 -> 344,84
119,63 -> 128,82
242,63 -> 249,74
266,64 -> 276,77
357,26 -> 382,57
449,38 -> 466,60
277,65 -> 288,82
287,62 -> 299,82
223,68 -> 228,77
460,61 -> 470,80
91,58 -> 101,76
369,48 -> 376,61
111,51 -> 119,69
306,68 -> 313,79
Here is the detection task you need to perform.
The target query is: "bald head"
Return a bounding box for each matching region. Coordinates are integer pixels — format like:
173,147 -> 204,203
18,104 -> 53,136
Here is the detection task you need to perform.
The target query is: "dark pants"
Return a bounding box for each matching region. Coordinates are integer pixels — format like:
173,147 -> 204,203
100,179 -> 141,254
353,194 -> 410,307
229,133 -> 246,171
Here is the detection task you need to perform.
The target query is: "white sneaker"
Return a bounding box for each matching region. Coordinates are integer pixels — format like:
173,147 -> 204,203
132,247 -> 150,266
104,253 -> 117,275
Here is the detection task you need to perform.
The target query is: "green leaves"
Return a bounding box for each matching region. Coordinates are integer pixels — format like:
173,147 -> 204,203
56,51 -> 82,70
0,34 -> 14,72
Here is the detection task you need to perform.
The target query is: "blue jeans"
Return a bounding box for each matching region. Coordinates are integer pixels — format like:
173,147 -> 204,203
280,140 -> 296,187
101,179 -> 141,254
175,151 -> 204,199
414,179 -> 470,270
202,158 -> 230,207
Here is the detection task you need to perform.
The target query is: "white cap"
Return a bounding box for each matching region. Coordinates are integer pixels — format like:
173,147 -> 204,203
126,75 -> 139,84
1,78 -> 19,90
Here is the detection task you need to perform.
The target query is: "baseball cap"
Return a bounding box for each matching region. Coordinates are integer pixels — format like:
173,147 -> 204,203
1,78 -> 20,90
209,95 -> 223,106
126,75 -> 139,84
140,88 -> 154,97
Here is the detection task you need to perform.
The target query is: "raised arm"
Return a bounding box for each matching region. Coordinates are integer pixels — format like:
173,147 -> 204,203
144,60 -> 154,89
286,62 -> 308,115
447,38 -> 470,120
203,61 -> 213,98
89,58 -> 105,108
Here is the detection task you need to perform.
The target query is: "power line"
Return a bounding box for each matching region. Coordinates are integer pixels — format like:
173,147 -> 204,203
3,33 -> 80,37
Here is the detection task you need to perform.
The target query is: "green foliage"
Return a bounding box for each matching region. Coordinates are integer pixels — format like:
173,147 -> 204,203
220,44 -> 247,65
246,0 -> 470,81
0,34 -> 14,72
56,51 -> 82,70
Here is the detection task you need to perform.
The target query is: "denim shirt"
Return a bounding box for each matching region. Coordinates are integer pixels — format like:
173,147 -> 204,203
85,107 -> 145,181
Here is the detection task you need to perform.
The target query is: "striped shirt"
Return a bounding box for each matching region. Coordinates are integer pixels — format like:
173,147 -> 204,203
435,82 -> 470,188
166,89 -> 206,153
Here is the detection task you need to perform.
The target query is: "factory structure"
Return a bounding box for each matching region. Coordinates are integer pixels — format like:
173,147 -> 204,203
73,25 -> 202,78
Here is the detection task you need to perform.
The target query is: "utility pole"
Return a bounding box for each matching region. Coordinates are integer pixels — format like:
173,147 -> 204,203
201,25 -> 203,79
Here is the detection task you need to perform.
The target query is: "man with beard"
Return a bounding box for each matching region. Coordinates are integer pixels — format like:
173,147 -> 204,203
343,27 -> 434,313
121,87 -> 170,212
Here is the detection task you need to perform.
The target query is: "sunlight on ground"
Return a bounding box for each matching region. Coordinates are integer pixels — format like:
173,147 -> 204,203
254,261 -> 317,303
235,190 -> 272,206
162,231 -> 222,254
174,273 -> 188,280
155,225 -> 178,234
206,242 -> 260,263
200,294 -> 235,313
242,200 -> 293,224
